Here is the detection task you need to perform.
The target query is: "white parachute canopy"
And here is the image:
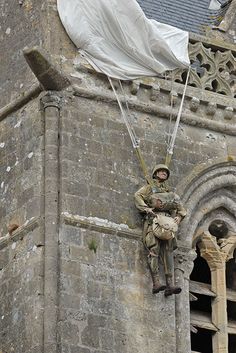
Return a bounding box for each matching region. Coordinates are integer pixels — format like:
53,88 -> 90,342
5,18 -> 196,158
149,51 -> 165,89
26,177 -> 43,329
57,0 -> 190,80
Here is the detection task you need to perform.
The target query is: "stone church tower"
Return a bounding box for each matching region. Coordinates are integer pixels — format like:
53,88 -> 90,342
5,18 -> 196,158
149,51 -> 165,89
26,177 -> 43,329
0,1 -> 236,353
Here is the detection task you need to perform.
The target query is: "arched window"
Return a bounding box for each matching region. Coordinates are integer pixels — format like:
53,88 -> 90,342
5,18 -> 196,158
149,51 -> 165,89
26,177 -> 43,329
190,226 -> 236,353
175,161 -> 236,353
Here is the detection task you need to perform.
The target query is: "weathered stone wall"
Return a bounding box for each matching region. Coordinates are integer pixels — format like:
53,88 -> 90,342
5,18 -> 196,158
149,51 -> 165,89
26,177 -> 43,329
60,83 -> 234,225
0,100 -> 43,236
56,75 -> 236,352
0,223 -> 44,353
58,222 -> 176,353
0,0 -> 76,108
0,0 -> 43,107
0,1 -> 236,353
0,67 -> 235,353
0,97 -> 44,353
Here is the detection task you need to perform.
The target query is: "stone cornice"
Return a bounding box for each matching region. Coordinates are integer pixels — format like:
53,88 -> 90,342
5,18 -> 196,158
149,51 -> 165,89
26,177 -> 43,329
72,84 -> 236,136
189,32 -> 236,52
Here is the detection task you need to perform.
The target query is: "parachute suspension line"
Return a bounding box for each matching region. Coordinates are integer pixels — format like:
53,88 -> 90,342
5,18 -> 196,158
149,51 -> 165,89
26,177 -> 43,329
108,77 -> 138,148
118,80 -> 131,116
167,70 -> 174,146
165,66 -> 191,167
108,76 -> 154,188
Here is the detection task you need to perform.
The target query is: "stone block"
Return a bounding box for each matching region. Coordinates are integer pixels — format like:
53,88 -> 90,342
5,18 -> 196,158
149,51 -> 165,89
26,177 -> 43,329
84,199 -> 111,219
60,273 -> 85,295
60,259 -> 81,277
114,332 -> 128,353
58,321 -> 80,343
87,281 -> 101,299
63,194 -> 85,215
81,326 -> 100,349
59,225 -> 82,246
100,329 -> 114,350
106,119 -> 126,133
70,245 -> 97,265
59,308 -> 87,323
70,345 -> 91,353
0,249 -> 9,270
78,125 -> 94,140
87,314 -> 107,328
90,116 -> 105,128
60,292 -> 81,309
63,180 -> 89,198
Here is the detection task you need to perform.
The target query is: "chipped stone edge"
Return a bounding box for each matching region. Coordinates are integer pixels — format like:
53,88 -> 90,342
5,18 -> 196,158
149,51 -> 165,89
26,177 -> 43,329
62,214 -> 142,241
0,217 -> 41,251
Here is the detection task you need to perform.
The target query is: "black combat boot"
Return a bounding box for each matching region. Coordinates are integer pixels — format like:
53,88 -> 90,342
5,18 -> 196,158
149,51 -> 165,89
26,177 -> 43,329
164,275 -> 181,296
152,274 -> 166,294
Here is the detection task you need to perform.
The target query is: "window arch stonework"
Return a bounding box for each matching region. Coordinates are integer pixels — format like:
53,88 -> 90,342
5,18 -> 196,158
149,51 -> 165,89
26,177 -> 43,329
174,160 -> 236,353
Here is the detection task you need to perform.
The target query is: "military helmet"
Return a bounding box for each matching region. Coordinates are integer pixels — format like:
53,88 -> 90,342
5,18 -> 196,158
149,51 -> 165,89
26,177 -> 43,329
152,164 -> 170,179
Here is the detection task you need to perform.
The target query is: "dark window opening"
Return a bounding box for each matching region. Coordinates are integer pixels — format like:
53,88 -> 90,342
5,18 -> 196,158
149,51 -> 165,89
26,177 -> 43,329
226,252 -> 236,290
228,334 -> 236,353
190,294 -> 212,314
191,328 -> 213,353
227,301 -> 236,321
190,246 -> 211,284
208,219 -> 228,239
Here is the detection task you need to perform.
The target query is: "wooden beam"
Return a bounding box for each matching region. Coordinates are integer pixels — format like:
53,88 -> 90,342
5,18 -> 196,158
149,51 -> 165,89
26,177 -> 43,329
190,311 -> 217,332
190,281 -> 216,297
228,320 -> 236,334
226,288 -> 236,302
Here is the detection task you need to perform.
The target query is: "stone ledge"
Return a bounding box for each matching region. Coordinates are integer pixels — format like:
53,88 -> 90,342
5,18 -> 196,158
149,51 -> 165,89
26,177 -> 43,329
61,213 -> 193,252
189,31 -> 236,52
0,83 -> 42,121
0,217 -> 42,251
62,213 -> 142,241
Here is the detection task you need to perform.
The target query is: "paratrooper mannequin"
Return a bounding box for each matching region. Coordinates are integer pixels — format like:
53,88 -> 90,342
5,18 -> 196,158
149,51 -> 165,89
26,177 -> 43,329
134,164 -> 186,295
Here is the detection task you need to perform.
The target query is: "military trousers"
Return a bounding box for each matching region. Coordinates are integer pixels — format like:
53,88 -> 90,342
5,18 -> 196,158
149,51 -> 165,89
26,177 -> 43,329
143,220 -> 174,277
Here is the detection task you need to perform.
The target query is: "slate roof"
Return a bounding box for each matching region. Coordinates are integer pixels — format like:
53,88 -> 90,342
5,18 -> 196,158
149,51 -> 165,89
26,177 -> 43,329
136,0 -> 232,34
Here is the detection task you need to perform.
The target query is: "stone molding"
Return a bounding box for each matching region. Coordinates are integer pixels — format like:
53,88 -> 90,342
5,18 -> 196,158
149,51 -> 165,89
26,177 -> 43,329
40,91 -> 62,110
0,83 -> 42,121
177,161 -> 236,242
72,85 -> 236,136
189,32 -> 236,52
62,213 -> 142,241
0,217 -> 41,251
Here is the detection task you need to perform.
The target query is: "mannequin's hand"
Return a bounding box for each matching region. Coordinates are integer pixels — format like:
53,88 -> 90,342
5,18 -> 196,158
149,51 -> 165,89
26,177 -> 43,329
174,216 -> 181,224
146,208 -> 156,216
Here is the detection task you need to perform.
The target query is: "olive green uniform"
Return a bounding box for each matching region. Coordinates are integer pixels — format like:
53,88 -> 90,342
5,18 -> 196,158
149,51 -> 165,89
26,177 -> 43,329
134,181 -> 186,277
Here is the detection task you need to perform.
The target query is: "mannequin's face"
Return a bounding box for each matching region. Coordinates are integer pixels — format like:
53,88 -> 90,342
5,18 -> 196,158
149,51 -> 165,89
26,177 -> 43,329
156,169 -> 168,181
